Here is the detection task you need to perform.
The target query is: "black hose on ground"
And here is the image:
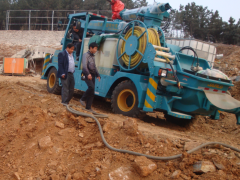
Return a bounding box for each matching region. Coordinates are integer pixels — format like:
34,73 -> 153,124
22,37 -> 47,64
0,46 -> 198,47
66,104 -> 240,160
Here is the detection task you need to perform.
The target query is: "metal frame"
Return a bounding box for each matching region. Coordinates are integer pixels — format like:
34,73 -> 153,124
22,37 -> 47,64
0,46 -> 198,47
5,10 -> 112,31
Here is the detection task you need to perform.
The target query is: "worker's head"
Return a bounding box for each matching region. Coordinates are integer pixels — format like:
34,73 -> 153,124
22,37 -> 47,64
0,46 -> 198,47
72,23 -> 79,32
89,42 -> 98,54
66,43 -> 75,54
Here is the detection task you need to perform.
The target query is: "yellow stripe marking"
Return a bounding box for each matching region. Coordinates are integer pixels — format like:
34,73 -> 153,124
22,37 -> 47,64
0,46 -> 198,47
43,65 -> 47,70
44,58 -> 50,63
144,100 -> 153,108
149,78 -> 157,90
147,88 -> 155,102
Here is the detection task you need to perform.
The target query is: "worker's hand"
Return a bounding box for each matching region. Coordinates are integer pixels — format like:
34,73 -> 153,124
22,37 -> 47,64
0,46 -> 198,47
97,77 -> 101,82
79,39 -> 82,42
88,74 -> 92,80
61,74 -> 65,78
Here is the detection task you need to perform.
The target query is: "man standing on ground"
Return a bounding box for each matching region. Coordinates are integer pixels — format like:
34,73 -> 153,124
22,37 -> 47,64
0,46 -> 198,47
80,42 -> 100,113
57,43 -> 75,105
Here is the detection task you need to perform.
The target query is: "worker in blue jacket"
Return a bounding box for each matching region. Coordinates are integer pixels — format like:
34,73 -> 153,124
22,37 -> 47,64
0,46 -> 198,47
57,43 -> 75,105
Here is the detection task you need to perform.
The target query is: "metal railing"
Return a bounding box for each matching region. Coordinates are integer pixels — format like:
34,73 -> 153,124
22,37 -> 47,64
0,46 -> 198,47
5,10 -> 112,31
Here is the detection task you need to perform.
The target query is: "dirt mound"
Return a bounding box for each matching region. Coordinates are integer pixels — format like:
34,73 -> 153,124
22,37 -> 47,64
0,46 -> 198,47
215,44 -> 240,77
0,76 -> 240,179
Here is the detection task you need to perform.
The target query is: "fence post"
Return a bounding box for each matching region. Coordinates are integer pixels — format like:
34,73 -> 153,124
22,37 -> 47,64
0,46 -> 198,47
5,11 -> 7,30
6,11 -> 10,30
52,11 -> 54,31
29,10 -> 31,30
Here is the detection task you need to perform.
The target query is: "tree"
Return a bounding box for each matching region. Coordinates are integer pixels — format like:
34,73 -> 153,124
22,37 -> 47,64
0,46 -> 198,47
0,0 -> 10,29
134,0 -> 148,8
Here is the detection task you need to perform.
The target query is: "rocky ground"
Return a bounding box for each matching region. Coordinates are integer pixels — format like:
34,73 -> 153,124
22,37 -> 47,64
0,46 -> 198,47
0,75 -> 239,180
215,44 -> 240,77
0,31 -> 240,179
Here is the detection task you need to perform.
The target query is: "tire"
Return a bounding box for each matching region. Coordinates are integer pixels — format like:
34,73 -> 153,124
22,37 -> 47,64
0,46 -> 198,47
47,68 -> 62,95
111,80 -> 140,117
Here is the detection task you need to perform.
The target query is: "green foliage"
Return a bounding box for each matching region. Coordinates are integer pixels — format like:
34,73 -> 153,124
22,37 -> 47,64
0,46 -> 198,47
174,2 -> 240,45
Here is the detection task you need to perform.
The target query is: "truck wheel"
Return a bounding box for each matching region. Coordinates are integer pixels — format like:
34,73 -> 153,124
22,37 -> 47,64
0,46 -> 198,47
111,80 -> 140,117
47,68 -> 61,95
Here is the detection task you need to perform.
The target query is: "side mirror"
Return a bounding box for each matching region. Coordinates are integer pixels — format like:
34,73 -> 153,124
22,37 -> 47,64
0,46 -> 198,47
76,21 -> 81,30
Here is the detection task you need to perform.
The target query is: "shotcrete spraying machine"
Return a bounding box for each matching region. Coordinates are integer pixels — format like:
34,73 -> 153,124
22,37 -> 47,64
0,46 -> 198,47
41,1 -> 240,125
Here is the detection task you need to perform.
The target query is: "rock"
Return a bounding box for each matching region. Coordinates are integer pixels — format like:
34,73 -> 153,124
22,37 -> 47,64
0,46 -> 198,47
65,174 -> 71,180
218,170 -> 226,177
78,133 -> 84,138
51,108 -> 60,114
180,174 -> 191,180
236,76 -> 240,82
48,161 -> 58,169
38,136 -> 53,149
55,121 -> 64,129
144,143 -> 150,148
213,161 -> 225,170
235,153 -> 240,159
133,156 -> 157,177
122,118 -> 139,136
103,122 -> 112,133
216,54 -> 223,60
164,171 -> 171,177
193,161 -> 216,173
109,166 -> 133,180
230,76 -> 237,81
72,172 -> 83,180
96,141 -> 103,147
84,117 -> 95,123
58,128 -> 75,136
78,118 -> 88,128
41,99 -> 49,103
184,141 -> 201,151
23,177 -> 33,180
13,172 -> 21,180
50,174 -> 59,180
82,141 -> 103,149
171,170 -> 181,179
39,168 -> 44,176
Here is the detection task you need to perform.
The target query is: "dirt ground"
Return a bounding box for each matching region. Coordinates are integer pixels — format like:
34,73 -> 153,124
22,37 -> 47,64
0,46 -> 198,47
215,44 -> 240,77
0,42 -> 240,179
0,75 -> 239,180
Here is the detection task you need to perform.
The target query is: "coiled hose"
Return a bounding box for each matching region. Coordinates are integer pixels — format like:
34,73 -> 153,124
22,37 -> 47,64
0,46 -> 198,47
121,27 -> 181,88
121,27 -> 160,68
67,104 -> 240,160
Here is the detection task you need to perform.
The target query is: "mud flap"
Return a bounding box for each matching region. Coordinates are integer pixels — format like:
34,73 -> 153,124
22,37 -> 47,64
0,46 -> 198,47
204,90 -> 240,110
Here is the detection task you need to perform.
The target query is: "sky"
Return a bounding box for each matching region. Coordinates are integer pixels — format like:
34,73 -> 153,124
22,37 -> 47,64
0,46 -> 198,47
147,0 -> 239,22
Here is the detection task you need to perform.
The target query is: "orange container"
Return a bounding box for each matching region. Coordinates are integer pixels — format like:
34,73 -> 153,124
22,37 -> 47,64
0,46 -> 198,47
3,58 -> 28,75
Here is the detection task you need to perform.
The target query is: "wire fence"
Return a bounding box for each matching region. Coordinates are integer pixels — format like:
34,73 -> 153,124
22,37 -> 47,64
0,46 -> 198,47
5,10 -> 112,31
